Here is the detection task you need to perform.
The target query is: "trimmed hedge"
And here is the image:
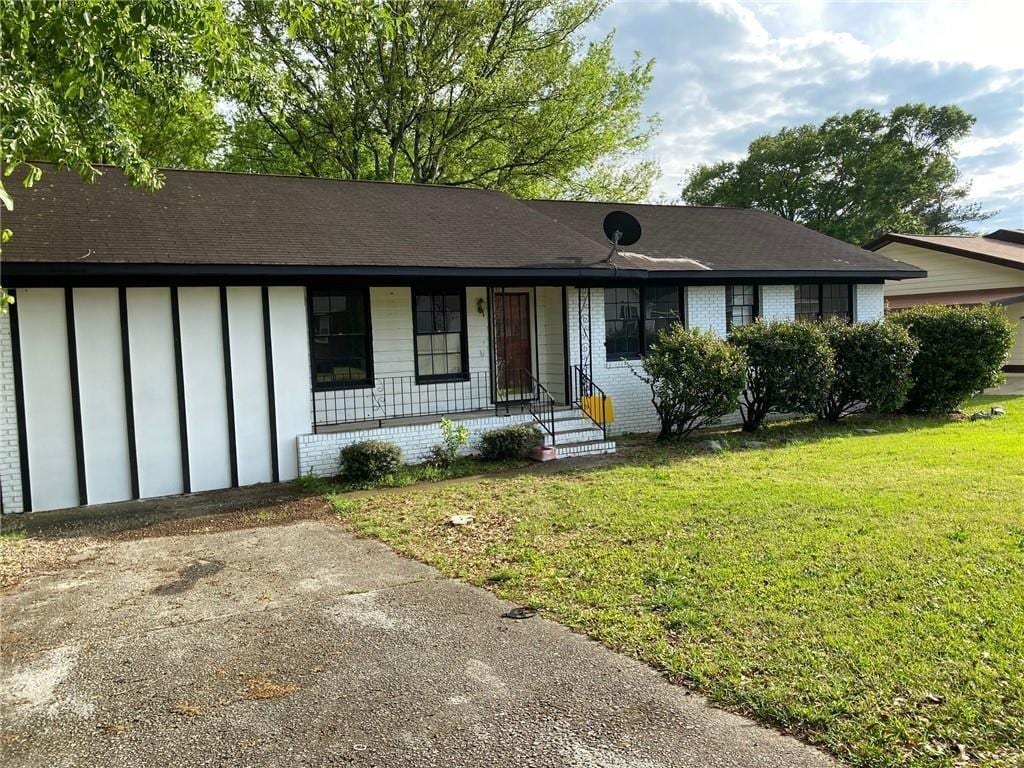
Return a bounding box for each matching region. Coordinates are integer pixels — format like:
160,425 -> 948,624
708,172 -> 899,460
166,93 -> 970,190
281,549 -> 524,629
819,319 -> 918,421
479,424 -> 542,460
340,440 -> 402,483
729,320 -> 834,432
890,305 -> 1014,413
639,324 -> 747,438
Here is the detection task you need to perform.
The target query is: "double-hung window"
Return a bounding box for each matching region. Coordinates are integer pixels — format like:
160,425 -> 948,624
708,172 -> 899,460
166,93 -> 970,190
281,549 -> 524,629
309,288 -> 373,389
795,284 -> 853,322
726,285 -> 758,331
605,286 -> 684,360
412,289 -> 468,382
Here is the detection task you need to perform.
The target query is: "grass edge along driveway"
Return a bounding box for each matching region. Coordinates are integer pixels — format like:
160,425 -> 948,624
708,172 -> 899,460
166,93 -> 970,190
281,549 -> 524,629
331,397 -> 1024,768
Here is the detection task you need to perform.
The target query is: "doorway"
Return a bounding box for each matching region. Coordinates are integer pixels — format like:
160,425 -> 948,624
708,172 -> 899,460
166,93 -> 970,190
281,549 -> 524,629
493,291 -> 533,401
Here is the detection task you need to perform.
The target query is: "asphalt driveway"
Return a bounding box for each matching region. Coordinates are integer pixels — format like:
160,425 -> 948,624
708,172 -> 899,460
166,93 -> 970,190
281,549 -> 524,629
1,516 -> 836,768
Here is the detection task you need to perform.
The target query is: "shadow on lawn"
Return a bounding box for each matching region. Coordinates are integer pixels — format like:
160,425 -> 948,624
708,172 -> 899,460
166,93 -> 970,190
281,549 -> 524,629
603,393 -> 1019,470
6,397 -> 1018,543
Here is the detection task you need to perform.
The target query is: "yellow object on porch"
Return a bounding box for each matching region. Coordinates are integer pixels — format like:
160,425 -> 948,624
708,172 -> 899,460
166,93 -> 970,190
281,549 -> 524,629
580,394 -> 614,424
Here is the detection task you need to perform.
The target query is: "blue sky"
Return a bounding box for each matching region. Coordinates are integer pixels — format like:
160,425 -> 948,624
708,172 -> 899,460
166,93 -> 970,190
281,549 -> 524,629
588,0 -> 1023,230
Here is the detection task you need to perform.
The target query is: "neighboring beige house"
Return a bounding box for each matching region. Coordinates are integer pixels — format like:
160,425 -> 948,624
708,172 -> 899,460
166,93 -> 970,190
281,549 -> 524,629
867,228 -> 1024,391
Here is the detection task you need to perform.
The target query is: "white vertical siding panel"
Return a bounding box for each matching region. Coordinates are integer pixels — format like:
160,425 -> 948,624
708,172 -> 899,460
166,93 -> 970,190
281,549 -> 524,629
73,288 -> 132,504
269,287 -> 311,481
178,287 -> 232,492
127,288 -> 183,498
227,287 -> 273,485
17,288 -> 79,511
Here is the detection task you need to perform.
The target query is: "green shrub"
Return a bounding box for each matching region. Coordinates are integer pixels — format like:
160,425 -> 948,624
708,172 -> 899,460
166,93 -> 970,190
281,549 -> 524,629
819,319 -> 918,421
638,325 -> 747,438
479,424 -> 542,460
890,304 -> 1015,413
427,417 -> 471,467
339,440 -> 402,483
729,320 -> 834,432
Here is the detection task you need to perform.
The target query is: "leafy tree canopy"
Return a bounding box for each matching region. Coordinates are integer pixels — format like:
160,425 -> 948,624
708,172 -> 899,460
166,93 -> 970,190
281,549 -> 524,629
681,104 -> 992,244
0,0 -> 237,208
223,0 -> 659,201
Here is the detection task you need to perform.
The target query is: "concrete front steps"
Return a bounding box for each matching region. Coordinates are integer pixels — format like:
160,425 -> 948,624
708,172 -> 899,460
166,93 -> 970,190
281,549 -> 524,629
539,409 -> 616,458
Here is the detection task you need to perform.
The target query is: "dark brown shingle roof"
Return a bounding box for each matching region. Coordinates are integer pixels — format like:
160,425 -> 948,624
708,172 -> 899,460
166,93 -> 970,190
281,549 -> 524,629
525,199 -> 921,275
3,164 -> 607,270
3,164 -> 924,282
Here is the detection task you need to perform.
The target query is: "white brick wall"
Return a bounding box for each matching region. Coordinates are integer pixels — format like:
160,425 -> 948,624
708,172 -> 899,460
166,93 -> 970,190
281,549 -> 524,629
0,311 -> 23,514
297,411 -> 536,477
855,284 -> 885,322
686,286 -> 727,337
759,285 -> 797,322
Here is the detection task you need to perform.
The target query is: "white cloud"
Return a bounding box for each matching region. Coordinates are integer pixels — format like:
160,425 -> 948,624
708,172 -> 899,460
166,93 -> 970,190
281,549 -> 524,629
593,0 -> 1024,227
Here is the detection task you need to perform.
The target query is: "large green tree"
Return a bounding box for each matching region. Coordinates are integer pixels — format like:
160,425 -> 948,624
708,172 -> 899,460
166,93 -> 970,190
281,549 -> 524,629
681,105 -> 992,244
0,0 -> 236,311
0,0 -> 235,204
224,0 -> 658,200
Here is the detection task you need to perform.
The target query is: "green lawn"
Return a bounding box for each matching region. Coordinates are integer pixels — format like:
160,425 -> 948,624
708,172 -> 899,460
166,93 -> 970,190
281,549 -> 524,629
331,396 -> 1024,768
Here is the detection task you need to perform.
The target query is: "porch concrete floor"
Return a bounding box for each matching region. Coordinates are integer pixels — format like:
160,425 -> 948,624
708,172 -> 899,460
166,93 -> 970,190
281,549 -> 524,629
1,511 -> 836,768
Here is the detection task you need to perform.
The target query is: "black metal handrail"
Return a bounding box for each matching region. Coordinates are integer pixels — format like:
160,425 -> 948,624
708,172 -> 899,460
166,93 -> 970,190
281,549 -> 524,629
570,364 -> 608,440
516,368 -> 557,445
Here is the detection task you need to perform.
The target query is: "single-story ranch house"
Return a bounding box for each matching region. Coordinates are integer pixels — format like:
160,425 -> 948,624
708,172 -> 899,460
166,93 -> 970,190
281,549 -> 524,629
0,165 -> 924,513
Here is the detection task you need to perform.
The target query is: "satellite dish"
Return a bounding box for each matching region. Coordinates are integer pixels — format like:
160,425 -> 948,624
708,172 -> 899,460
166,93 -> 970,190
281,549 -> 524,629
603,210 -> 642,247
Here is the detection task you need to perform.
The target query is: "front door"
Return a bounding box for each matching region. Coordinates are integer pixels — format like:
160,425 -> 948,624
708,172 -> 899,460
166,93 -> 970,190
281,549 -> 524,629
493,291 -> 533,400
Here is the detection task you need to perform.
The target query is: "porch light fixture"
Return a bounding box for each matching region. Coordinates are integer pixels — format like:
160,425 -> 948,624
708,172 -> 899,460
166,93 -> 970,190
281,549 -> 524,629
477,297 -> 486,315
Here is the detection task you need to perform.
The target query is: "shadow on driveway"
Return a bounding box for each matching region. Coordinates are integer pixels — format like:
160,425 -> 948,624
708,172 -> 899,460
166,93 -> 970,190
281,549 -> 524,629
1,517 -> 837,768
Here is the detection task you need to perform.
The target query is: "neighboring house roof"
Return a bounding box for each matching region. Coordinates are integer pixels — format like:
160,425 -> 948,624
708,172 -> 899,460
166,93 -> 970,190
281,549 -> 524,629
865,230 -> 1024,271
4,164 -> 924,284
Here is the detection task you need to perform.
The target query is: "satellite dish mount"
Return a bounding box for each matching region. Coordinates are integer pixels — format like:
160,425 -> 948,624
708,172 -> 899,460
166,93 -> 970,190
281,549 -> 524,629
602,210 -> 642,261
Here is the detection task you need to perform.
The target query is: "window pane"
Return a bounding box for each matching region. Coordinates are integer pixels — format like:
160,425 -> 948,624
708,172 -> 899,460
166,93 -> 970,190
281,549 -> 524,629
309,290 -> 370,387
822,284 -> 850,319
726,285 -> 756,331
412,291 -> 465,378
417,354 -> 434,377
644,286 -> 681,350
795,285 -> 820,322
605,287 -> 642,359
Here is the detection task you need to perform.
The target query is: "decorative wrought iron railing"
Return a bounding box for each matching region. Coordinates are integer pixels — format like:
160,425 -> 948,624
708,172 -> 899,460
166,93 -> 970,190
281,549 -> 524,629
570,364 -> 609,440
521,369 -> 557,445
313,369 -> 546,430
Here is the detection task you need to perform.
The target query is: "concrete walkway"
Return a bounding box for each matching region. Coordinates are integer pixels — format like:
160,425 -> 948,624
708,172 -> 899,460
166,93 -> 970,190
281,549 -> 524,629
1,521 -> 837,767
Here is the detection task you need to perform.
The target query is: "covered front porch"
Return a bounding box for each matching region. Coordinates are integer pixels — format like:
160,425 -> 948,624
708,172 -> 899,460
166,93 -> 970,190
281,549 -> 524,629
304,285 -> 612,471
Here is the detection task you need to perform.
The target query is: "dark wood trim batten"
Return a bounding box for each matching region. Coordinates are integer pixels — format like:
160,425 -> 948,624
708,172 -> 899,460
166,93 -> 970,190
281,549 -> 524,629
170,288 -> 191,493
64,288 -> 87,506
220,286 -> 239,487
560,286 -> 571,404
8,290 -> 32,512
261,287 -> 280,482
118,288 -> 140,499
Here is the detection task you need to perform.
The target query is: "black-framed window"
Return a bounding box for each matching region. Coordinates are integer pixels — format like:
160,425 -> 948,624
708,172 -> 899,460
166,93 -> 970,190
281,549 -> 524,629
726,285 -> 758,331
605,286 -> 684,360
413,289 -> 468,382
645,286 -> 684,351
309,288 -> 373,389
795,284 -> 853,322
822,283 -> 852,320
